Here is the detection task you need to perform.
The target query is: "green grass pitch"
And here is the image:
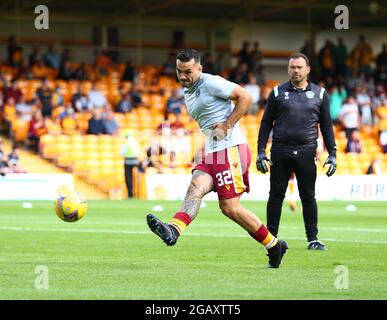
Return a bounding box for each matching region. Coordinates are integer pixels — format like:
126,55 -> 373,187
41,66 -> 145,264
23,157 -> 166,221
0,200 -> 386,300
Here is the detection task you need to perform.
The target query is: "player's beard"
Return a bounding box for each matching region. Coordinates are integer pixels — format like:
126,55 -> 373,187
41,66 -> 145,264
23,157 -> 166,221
179,73 -> 201,88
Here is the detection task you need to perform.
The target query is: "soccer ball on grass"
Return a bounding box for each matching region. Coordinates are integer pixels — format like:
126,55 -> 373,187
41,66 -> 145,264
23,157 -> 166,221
55,186 -> 87,222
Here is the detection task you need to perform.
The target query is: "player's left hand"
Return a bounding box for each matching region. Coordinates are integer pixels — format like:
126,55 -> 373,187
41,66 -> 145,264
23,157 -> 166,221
212,122 -> 230,141
323,154 -> 337,177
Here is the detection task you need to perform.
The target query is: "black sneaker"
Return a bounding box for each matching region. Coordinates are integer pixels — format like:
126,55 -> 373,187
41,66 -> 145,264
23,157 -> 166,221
307,240 -> 327,250
267,240 -> 288,268
146,213 -> 179,246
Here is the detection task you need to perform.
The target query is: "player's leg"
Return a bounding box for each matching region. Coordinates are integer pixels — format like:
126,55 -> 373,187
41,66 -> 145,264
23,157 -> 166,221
267,152 -> 293,237
293,149 -> 325,250
219,196 -> 288,268
215,144 -> 287,268
147,169 -> 214,246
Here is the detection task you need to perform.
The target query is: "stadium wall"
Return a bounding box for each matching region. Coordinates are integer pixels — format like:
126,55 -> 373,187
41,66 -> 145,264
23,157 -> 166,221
145,174 -> 387,201
0,19 -> 230,65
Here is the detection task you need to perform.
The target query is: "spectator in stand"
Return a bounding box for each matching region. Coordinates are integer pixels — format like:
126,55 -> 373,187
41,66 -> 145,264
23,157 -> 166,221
333,38 -> 348,78
202,53 -> 216,75
165,89 -> 184,121
87,108 -> 107,135
244,73 -> 260,115
339,95 -> 361,140
16,95 -> 33,122
17,58 -> 33,79
5,80 -> 22,104
157,117 -> 172,135
214,53 -> 225,75
72,83 -> 91,112
52,86 -> 64,108
58,60 -> 73,80
121,59 -> 137,82
73,63 -> 89,81
238,41 -> 252,70
7,36 -> 22,68
116,92 -> 133,113
36,78 -> 53,117
103,109 -> 119,136
228,63 -> 249,85
88,81 -> 107,109
61,107 -> 78,135
28,47 -> 43,67
318,40 -> 335,79
329,85 -> 347,125
27,110 -> 46,149
345,130 -> 362,153
95,50 -> 112,78
8,145 -> 27,173
3,97 -> 17,127
357,35 -> 374,77
366,156 -> 383,175
0,154 -> 10,176
44,44 -> 61,70
356,85 -> 373,126
145,139 -> 167,171
250,42 -> 263,73
161,52 -> 177,77
130,84 -> 143,108
376,43 -> 387,83
60,48 -> 71,67
149,73 -> 164,95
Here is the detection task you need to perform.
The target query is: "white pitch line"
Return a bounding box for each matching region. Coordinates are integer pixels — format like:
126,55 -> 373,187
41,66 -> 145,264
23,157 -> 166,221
2,221 -> 387,233
0,226 -> 386,245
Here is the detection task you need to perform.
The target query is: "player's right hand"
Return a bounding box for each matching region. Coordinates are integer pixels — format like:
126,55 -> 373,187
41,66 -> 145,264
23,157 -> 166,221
323,154 -> 337,177
256,152 -> 273,174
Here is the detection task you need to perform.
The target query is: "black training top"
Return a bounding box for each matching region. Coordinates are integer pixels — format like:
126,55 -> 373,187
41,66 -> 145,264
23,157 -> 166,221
257,80 -> 337,156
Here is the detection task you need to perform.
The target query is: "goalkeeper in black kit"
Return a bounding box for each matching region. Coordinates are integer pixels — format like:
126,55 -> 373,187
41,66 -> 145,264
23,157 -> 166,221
257,53 -> 337,250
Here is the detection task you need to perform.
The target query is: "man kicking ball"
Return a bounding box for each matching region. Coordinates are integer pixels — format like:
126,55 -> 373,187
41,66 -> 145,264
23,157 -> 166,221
146,48 -> 288,268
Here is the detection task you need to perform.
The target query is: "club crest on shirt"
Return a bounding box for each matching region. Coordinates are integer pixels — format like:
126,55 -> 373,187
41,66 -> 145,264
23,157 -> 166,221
306,91 -> 315,99
284,92 -> 289,99
195,89 -> 200,98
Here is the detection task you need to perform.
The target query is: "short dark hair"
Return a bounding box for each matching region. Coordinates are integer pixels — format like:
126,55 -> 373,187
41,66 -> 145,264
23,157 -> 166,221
176,49 -> 201,63
288,52 -> 310,66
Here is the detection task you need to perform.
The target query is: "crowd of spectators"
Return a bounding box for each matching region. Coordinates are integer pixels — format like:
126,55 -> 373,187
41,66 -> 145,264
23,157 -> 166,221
1,34 -> 386,176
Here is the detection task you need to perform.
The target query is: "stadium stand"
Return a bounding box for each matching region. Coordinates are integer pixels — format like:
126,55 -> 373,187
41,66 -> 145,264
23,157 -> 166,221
1,30 -> 387,199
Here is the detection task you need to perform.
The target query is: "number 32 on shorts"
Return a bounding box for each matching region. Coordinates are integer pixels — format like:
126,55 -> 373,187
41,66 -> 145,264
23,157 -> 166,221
215,170 -> 233,187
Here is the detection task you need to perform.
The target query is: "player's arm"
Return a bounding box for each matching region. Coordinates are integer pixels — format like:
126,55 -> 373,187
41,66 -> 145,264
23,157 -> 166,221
209,76 -> 251,139
319,90 -> 338,177
256,90 -> 276,173
257,90 -> 276,154
224,85 -> 253,129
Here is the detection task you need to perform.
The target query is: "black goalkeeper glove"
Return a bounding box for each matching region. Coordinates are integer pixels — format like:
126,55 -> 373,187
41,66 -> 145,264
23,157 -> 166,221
256,152 -> 273,174
323,154 -> 337,177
